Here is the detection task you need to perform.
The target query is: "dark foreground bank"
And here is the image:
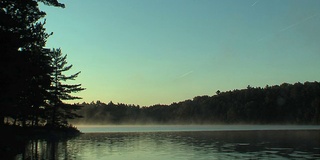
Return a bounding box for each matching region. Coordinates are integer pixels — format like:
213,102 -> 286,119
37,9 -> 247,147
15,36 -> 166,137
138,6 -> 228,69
0,125 -> 81,159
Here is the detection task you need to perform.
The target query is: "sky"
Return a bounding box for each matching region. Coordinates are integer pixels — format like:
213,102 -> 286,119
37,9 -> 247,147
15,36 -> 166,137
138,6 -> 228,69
40,0 -> 320,106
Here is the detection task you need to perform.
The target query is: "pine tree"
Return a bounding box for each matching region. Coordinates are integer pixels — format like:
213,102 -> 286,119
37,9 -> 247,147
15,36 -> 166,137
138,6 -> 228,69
0,0 -> 65,126
48,48 -> 84,127
1,0 -> 46,126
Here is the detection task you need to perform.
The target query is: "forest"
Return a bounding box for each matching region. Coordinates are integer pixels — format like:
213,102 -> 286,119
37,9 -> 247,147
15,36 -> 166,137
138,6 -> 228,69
71,81 -> 320,125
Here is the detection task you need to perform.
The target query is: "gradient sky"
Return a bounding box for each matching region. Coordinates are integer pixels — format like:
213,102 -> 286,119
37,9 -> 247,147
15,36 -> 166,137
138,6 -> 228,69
40,0 -> 320,106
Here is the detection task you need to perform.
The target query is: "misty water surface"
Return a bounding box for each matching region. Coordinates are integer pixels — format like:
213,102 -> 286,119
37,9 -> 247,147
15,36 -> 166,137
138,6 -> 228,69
15,125 -> 320,160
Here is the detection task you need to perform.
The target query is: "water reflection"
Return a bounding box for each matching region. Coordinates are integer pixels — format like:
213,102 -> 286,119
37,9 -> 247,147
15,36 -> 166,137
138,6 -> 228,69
15,139 -> 73,160
15,130 -> 320,160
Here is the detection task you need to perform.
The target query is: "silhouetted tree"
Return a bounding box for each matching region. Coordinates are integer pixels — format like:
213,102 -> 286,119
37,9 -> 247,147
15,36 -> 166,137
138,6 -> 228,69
37,0 -> 65,8
0,0 -> 65,126
47,48 -> 84,127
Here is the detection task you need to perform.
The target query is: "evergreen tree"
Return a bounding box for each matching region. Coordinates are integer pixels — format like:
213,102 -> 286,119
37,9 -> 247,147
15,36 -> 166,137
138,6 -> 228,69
36,0 -> 65,8
0,0 -> 64,126
1,0 -> 46,126
48,48 -> 84,127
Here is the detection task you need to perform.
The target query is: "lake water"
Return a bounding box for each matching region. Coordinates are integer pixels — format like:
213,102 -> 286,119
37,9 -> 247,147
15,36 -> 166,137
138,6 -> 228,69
15,125 -> 320,160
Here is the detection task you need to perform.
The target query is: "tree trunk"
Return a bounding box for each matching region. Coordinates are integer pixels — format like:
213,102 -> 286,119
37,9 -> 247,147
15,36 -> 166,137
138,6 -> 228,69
0,115 -> 4,126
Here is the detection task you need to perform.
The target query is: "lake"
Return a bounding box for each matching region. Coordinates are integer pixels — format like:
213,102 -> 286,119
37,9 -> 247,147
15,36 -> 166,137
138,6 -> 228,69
15,125 -> 320,160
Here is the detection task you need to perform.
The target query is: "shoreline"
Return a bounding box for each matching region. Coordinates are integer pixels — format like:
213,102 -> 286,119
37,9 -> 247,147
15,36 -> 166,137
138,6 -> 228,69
77,124 -> 320,133
0,124 -> 81,159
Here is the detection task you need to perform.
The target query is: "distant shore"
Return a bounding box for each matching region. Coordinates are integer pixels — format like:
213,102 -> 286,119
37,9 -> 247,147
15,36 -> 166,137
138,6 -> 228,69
76,124 -> 320,133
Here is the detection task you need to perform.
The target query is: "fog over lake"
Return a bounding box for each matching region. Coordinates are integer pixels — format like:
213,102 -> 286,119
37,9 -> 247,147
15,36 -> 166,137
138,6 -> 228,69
77,124 -> 320,133
15,125 -> 320,160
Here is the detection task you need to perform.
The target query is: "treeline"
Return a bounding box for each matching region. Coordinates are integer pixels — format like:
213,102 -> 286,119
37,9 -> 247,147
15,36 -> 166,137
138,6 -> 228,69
0,1 -> 84,128
71,81 -> 320,125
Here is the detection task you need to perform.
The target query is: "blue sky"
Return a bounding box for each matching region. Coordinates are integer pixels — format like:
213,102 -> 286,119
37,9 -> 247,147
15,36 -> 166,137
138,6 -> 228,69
41,0 -> 320,106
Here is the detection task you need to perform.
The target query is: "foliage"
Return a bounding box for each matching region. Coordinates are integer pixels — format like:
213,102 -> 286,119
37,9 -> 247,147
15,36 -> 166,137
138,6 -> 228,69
71,81 -> 320,125
0,0 -> 84,128
48,48 -> 85,127
1,0 -> 51,126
